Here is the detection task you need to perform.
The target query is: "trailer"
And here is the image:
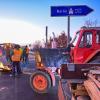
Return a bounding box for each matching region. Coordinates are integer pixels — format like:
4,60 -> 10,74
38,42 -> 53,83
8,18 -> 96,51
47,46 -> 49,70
58,63 -> 100,100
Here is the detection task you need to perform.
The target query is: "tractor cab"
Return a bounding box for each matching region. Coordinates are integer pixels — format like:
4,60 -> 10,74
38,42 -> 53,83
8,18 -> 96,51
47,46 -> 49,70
71,27 -> 100,63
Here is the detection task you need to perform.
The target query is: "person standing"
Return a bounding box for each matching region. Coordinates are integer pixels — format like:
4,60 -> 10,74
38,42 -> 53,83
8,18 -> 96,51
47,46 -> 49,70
23,45 -> 29,63
25,45 -> 29,62
5,46 -> 11,62
11,45 -> 22,76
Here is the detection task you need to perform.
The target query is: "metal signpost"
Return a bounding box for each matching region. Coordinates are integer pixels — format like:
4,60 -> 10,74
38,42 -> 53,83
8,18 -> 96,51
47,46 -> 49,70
46,26 -> 48,48
51,5 -> 93,46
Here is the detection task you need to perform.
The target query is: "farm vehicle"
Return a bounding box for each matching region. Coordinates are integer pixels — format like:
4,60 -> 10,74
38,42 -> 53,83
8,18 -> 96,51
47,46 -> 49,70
58,26 -> 100,100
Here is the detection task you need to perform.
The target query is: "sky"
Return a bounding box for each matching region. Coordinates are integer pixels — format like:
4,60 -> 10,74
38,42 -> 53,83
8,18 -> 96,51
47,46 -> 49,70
0,0 -> 100,44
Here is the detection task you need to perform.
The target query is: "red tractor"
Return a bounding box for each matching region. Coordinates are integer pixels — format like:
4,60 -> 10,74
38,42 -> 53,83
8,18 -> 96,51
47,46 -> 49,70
58,27 -> 100,100
70,26 -> 100,63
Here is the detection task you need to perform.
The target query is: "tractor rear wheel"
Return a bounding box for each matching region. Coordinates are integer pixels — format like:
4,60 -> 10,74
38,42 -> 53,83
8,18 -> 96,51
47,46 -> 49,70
30,70 -> 51,93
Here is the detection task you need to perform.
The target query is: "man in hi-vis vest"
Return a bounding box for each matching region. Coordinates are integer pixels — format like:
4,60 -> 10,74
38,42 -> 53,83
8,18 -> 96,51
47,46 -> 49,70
11,45 -> 22,76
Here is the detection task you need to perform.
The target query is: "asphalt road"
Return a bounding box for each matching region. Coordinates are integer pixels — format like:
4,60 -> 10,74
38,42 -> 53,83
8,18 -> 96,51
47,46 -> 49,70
0,72 -> 59,100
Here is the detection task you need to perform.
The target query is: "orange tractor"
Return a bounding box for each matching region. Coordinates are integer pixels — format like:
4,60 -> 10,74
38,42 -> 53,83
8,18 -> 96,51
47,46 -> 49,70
30,50 -> 56,93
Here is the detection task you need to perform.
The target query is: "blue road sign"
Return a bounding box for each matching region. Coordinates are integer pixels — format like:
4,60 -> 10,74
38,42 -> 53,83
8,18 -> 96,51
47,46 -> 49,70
51,5 -> 93,17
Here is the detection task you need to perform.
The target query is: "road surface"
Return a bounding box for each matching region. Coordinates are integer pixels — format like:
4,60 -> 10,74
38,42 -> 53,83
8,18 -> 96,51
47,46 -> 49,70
0,72 -> 59,100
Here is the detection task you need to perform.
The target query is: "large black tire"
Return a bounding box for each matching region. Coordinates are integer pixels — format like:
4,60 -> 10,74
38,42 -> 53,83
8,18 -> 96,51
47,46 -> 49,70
30,70 -> 51,93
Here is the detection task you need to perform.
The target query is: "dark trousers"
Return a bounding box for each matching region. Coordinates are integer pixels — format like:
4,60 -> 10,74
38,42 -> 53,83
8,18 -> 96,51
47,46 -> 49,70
12,61 -> 22,75
6,55 -> 11,62
25,54 -> 29,62
22,54 -> 29,63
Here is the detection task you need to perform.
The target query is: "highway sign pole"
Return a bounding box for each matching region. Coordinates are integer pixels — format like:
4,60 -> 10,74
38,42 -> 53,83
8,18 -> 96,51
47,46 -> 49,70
46,26 -> 48,48
67,16 -> 70,46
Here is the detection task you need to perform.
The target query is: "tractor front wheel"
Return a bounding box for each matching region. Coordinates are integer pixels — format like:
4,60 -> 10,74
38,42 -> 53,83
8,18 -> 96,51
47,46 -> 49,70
30,70 -> 51,93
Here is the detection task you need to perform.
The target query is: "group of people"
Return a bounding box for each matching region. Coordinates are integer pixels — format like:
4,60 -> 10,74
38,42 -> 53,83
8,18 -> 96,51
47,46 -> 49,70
5,45 -> 29,77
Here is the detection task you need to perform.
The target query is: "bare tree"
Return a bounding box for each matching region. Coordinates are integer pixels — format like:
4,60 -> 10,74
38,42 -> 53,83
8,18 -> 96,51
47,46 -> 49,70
84,19 -> 98,27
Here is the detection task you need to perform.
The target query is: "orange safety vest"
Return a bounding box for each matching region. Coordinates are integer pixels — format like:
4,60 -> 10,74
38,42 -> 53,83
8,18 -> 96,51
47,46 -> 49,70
11,49 -> 22,61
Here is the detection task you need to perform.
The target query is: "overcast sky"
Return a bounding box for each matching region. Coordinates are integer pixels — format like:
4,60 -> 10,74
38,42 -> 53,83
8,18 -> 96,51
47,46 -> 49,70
0,0 -> 99,44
